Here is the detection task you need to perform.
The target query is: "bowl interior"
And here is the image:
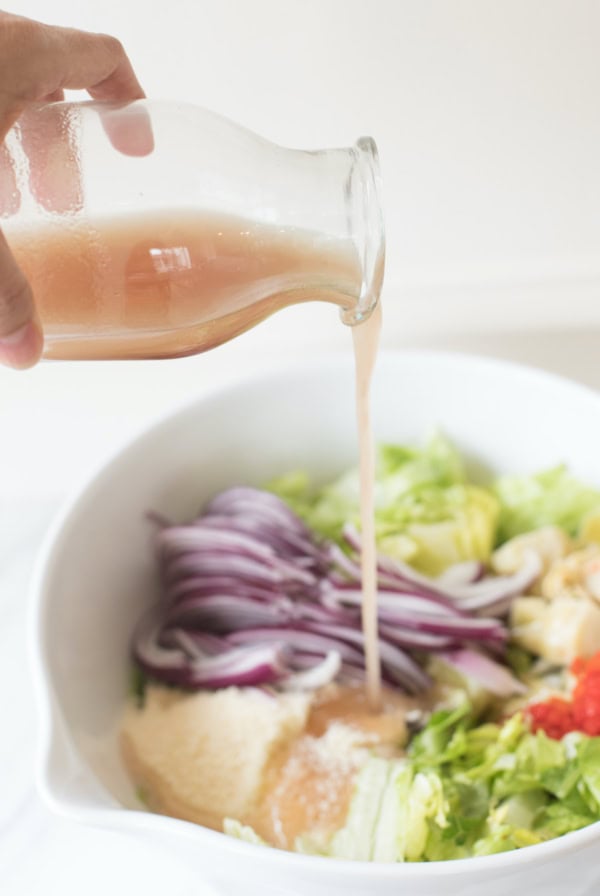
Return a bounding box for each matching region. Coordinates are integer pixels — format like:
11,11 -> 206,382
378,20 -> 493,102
34,350 -> 600,816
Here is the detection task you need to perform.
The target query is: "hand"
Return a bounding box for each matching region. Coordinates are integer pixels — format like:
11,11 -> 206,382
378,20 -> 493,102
0,11 -> 145,369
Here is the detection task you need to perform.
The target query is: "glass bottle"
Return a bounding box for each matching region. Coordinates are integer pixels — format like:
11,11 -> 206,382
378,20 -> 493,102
0,101 -> 385,360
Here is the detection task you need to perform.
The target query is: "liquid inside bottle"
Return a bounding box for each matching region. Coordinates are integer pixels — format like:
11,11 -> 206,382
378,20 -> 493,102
7,209 -> 362,360
2,100 -> 384,360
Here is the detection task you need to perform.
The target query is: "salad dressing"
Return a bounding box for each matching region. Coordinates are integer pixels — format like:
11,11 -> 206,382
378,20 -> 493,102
7,209 -> 363,360
352,302 -> 383,710
246,684 -> 414,849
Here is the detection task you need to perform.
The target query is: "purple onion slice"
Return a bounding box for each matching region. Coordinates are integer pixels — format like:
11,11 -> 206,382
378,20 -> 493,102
279,652 -> 342,691
437,648 -> 526,697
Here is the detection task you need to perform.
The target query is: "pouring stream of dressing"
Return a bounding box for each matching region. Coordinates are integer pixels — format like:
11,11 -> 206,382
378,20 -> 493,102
352,301 -> 383,711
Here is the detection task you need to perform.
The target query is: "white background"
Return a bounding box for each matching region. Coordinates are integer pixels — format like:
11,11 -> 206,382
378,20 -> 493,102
2,2 -> 600,894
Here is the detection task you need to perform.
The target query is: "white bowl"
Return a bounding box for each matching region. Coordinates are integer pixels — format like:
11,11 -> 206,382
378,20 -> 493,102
31,350 -> 600,896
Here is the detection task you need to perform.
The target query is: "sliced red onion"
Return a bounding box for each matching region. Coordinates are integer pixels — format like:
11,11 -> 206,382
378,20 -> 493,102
343,524 -> 539,611
378,624 -> 456,651
133,609 -> 289,688
165,552 -> 282,586
174,645 -> 290,689
443,551 -> 542,614
376,610 -> 506,641
165,594 -> 292,631
196,515 -> 325,563
279,652 -> 341,691
164,628 -> 212,658
326,543 -> 364,582
339,530 -> 464,608
177,550 -> 316,588
133,607 -> 185,671
291,601 -> 361,626
325,589 -> 505,640
162,631 -> 340,692
157,526 -> 279,562
133,486 -> 535,696
303,622 -> 430,693
228,627 -> 366,666
326,589 -> 460,618
438,560 -> 485,586
204,487 -> 311,537
166,576 -> 286,604
162,629 -> 230,656
437,648 -> 526,697
164,552 -> 317,592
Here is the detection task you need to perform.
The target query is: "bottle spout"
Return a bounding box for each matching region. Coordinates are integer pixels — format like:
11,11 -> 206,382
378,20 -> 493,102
339,136 -> 386,327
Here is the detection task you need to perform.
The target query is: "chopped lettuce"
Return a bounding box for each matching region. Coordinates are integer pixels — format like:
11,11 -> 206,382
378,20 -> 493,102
494,466 -> 600,543
129,663 -> 147,707
270,440 -> 600,573
268,435 -> 499,575
329,757 -> 390,860
371,762 -> 412,862
330,759 -> 450,863
223,818 -> 268,846
323,710 -> 600,862
135,784 -> 149,807
403,770 -> 449,860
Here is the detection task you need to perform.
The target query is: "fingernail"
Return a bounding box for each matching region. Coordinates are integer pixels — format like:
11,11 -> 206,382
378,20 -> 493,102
0,320 -> 44,369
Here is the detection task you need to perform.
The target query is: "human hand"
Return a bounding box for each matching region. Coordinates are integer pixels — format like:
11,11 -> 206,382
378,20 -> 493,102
0,10 -> 145,369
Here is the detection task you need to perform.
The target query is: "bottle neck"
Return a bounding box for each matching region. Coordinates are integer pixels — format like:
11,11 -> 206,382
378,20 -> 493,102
339,137 -> 385,326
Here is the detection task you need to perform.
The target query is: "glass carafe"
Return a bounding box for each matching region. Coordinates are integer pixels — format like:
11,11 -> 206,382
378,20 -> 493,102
1,101 -> 385,360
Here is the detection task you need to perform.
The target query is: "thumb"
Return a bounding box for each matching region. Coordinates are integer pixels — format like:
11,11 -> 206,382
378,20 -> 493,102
0,229 -> 43,368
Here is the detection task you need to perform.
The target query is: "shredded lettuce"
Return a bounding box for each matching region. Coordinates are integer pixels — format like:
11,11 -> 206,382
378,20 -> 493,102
329,757 -> 390,860
223,818 -> 267,846
268,435 -> 499,575
494,466 -> 600,543
129,663 -> 147,707
324,709 -> 600,862
372,762 -> 412,862
270,440 -> 600,572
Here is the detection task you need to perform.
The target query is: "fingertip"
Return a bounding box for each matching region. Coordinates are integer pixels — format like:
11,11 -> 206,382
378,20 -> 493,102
0,318 -> 44,369
100,103 -> 154,157
41,89 -> 66,103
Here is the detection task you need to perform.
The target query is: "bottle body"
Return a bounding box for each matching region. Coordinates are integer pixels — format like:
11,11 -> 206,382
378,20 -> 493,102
1,101 -> 384,360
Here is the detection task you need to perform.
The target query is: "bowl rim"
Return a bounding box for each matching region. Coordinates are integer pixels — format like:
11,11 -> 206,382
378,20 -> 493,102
29,347 -> 600,879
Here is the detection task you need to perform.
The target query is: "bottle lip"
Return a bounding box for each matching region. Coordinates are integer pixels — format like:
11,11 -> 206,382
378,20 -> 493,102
340,136 -> 386,327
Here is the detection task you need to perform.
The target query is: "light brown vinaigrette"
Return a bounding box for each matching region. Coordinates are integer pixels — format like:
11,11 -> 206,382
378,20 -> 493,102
6,209 -> 362,360
245,684 -> 417,849
352,302 -> 383,709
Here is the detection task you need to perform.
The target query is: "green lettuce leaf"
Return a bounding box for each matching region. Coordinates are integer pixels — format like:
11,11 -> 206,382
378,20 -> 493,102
268,435 -> 499,575
494,465 -> 600,543
223,818 -> 267,846
371,761 -> 412,862
329,757 -> 391,861
269,440 -> 600,570
404,771 -> 449,860
337,760 -> 450,862
537,801 -> 596,837
574,737 -> 600,811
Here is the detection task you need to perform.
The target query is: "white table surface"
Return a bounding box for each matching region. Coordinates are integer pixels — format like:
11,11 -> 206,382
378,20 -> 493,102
2,293 -> 600,894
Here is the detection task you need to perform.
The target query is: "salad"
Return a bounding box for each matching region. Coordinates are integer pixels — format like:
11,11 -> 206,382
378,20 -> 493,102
121,436 -> 600,862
